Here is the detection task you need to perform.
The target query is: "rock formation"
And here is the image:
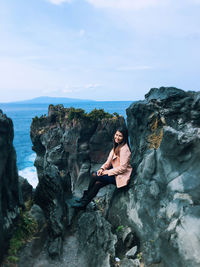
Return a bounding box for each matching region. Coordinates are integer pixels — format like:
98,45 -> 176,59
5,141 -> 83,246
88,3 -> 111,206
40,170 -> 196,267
30,105 -> 126,259
0,110 -> 22,262
107,87 -> 200,266
28,87 -> 200,267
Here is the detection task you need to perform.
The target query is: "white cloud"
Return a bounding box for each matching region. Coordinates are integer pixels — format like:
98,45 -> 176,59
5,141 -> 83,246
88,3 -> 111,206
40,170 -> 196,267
117,66 -> 152,71
79,29 -> 86,37
42,88 -> 60,94
62,88 -> 74,93
86,0 -> 168,9
47,0 -> 73,5
61,83 -> 101,93
85,83 -> 101,89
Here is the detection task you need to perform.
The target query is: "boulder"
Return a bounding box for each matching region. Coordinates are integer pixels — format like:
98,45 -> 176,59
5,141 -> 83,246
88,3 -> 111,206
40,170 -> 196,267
77,211 -> 117,267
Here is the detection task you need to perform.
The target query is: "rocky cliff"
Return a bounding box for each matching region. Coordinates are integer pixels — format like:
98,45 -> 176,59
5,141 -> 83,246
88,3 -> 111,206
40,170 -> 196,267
30,105 -> 126,259
107,87 -> 200,266
0,110 -> 22,262
28,87 -> 200,267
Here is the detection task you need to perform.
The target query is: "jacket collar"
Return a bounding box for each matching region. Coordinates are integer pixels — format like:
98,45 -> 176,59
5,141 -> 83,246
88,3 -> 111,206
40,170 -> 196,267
112,153 -> 118,160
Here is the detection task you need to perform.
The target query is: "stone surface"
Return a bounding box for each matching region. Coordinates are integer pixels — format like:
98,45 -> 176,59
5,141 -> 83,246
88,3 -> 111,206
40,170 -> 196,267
0,111 -> 22,262
125,246 -> 138,259
18,230 -> 84,267
30,204 -> 45,231
16,87 -> 200,267
18,175 -> 33,202
30,105 -> 126,258
77,210 -> 117,267
120,258 -> 140,267
107,87 -> 200,267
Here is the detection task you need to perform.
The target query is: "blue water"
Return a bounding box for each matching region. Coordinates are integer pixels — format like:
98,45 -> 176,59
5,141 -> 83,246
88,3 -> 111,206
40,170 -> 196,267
0,101 -> 133,187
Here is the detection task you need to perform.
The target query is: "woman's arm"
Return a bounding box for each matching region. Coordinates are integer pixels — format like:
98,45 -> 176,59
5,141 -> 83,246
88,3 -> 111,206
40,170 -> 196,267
107,146 -> 131,176
99,149 -> 113,171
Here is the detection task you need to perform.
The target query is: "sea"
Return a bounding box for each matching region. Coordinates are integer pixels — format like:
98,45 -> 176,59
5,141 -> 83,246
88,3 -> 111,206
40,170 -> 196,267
0,101 -> 133,188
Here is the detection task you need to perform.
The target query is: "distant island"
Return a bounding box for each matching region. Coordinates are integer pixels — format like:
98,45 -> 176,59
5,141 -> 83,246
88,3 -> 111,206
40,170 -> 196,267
5,96 -> 95,104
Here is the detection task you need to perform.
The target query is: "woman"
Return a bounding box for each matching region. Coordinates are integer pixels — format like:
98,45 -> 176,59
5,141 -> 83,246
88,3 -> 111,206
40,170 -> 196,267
72,127 -> 132,209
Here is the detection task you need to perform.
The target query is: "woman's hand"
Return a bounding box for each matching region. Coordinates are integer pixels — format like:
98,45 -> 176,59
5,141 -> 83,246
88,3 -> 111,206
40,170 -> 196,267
102,170 -> 109,175
97,168 -> 103,176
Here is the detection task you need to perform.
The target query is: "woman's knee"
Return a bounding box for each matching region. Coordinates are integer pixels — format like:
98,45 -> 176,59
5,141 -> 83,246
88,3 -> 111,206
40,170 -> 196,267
91,171 -> 97,178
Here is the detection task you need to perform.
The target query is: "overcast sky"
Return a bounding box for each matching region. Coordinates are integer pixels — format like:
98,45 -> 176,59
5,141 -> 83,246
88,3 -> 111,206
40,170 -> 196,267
0,0 -> 200,102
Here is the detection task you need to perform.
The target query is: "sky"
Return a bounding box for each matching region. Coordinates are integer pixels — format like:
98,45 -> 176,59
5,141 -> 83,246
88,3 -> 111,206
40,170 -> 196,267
0,0 -> 200,102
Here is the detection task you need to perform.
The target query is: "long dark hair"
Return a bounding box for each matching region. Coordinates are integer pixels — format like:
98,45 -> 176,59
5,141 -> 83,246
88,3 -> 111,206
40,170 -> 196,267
113,126 -> 130,155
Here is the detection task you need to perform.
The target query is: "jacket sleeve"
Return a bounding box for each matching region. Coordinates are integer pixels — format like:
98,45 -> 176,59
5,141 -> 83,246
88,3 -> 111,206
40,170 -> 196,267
107,147 -> 131,176
100,149 -> 114,170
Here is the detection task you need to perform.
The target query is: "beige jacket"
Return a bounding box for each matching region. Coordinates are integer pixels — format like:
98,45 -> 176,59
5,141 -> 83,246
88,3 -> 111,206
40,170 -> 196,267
101,144 -> 132,188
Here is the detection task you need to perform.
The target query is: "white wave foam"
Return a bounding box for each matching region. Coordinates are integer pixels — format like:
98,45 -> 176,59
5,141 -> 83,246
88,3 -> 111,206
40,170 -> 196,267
27,153 -> 36,163
19,166 -> 38,188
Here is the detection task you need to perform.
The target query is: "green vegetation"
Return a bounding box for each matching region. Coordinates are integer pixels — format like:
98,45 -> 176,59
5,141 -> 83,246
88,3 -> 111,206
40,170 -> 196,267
116,225 -> 124,233
113,112 -> 120,117
32,105 -> 121,126
4,201 -> 38,264
66,107 -> 115,121
137,252 -> 143,261
67,107 -> 86,120
32,114 -> 46,123
87,108 -> 113,121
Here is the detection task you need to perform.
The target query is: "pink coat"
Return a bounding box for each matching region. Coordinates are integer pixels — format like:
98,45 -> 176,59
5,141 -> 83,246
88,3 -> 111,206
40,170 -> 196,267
101,144 -> 132,188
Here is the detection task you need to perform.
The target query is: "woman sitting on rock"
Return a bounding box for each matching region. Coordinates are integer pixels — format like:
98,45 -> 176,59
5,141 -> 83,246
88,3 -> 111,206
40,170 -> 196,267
72,127 -> 132,209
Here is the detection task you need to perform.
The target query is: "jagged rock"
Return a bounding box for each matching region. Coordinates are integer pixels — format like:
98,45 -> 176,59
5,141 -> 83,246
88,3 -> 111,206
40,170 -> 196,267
122,227 -> 135,248
0,111 -> 22,262
18,175 -> 33,202
120,258 -> 140,267
77,210 -> 117,267
34,164 -> 65,258
30,204 -> 45,231
125,246 -> 138,259
23,87 -> 200,267
30,105 -> 126,257
107,87 -> 200,267
48,236 -> 63,259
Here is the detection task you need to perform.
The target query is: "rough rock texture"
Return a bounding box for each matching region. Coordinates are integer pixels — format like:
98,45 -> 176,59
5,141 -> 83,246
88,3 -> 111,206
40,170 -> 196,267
26,87 -> 200,267
30,105 -> 126,258
107,87 -> 200,267
0,110 -> 22,262
18,176 -> 33,202
77,210 -> 117,267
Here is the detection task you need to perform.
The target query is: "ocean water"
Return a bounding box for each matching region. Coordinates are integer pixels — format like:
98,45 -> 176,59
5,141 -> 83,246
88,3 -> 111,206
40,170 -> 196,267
0,101 -> 133,188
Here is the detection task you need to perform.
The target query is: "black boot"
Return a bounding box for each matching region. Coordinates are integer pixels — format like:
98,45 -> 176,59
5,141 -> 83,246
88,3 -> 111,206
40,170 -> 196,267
75,175 -> 97,203
75,190 -> 88,203
71,183 -> 103,209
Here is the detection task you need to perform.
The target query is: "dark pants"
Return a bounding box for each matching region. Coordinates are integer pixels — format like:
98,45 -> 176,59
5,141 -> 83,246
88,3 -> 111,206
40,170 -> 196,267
89,171 -> 116,189
74,172 -> 116,208
84,172 -> 116,200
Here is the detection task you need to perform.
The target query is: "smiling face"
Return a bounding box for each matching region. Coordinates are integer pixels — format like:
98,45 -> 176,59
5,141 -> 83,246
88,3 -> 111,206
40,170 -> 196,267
114,130 -> 124,144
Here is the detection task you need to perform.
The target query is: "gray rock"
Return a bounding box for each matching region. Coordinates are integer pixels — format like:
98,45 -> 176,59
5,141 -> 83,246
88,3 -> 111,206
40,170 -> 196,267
30,105 -> 126,258
120,258 -> 140,267
20,87 -> 200,267
77,211 -> 117,267
0,111 -> 22,262
30,204 -> 45,230
125,246 -> 138,259
109,87 -> 200,267
18,175 -> 33,202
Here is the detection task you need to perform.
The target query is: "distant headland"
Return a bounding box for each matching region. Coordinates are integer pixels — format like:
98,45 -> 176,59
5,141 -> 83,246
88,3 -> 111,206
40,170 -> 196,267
2,96 -> 96,104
